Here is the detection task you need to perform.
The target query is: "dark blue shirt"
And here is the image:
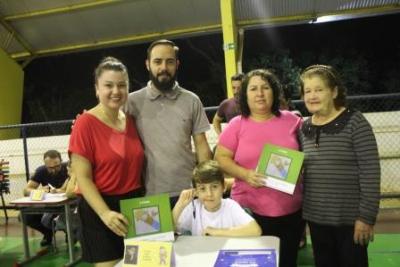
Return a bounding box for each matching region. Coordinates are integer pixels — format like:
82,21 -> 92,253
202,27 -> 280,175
30,162 -> 68,188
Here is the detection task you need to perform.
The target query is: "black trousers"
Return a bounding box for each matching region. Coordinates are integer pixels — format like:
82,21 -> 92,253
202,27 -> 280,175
25,214 -> 53,237
308,221 -> 368,267
253,209 -> 305,267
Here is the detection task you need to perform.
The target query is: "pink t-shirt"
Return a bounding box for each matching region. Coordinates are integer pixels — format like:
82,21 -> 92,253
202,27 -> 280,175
218,110 -> 303,217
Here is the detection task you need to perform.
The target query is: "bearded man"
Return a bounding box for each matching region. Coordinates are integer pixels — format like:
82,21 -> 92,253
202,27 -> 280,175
126,39 -> 212,206
23,150 -> 68,246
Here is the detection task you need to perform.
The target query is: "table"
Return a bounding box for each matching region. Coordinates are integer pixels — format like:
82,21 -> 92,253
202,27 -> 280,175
116,235 -> 279,267
10,195 -> 80,266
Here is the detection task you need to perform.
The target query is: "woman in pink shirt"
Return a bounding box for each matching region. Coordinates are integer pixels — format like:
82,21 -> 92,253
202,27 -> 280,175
215,69 -> 304,267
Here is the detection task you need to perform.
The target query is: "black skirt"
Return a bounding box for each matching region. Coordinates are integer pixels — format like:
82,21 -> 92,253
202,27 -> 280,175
78,188 -> 144,263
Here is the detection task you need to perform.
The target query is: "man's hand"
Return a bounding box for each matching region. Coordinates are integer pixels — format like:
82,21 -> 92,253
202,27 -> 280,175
354,219 -> 374,246
71,109 -> 87,130
41,185 -> 51,193
100,210 -> 129,237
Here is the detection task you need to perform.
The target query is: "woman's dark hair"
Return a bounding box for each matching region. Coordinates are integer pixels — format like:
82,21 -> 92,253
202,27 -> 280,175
299,64 -> 347,108
239,69 -> 282,118
94,56 -> 128,85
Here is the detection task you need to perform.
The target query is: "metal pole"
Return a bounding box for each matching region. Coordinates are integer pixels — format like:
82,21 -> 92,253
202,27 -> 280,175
21,127 -> 30,182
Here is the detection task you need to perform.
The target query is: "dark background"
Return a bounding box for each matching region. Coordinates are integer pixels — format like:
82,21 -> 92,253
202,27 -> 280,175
22,13 -> 400,123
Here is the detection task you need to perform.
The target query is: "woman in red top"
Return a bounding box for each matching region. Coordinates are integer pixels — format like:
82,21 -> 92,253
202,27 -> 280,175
69,57 -> 144,266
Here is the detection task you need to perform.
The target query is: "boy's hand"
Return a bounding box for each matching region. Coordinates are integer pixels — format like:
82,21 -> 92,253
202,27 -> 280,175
173,188 -> 196,230
176,189 -> 195,208
203,226 -> 218,236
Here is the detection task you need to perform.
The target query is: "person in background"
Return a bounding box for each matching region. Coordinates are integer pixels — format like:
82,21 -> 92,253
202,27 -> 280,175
41,160 -> 80,245
215,69 -> 304,267
212,73 -> 244,136
69,57 -> 144,267
279,86 -> 302,117
23,149 -> 68,246
173,160 -> 261,237
125,39 -> 212,206
299,64 -> 380,267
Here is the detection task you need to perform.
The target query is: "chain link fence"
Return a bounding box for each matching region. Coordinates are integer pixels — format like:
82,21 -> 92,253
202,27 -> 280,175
0,120 -> 72,218
1,93 -> 399,218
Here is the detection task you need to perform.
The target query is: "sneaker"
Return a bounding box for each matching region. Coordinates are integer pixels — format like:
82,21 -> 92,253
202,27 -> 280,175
40,234 -> 53,247
65,232 -> 78,246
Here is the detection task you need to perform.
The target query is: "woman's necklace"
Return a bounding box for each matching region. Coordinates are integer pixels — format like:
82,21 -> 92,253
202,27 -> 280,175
100,107 -> 125,131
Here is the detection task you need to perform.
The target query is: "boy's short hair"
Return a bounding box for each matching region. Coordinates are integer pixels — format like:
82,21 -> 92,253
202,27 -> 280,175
192,160 -> 224,187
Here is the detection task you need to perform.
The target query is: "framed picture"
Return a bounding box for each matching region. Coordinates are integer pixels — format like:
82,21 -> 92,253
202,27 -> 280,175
132,206 -> 161,235
257,144 -> 304,194
124,245 -> 139,265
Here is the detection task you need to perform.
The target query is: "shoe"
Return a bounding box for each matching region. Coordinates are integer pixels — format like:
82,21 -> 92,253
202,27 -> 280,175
298,236 -> 306,249
40,234 -> 53,247
65,233 -> 78,246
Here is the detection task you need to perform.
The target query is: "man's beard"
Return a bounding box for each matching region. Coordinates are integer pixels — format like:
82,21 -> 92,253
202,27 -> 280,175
149,70 -> 177,92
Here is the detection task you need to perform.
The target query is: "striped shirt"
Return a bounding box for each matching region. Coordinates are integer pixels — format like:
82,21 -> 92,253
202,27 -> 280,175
299,109 -> 380,226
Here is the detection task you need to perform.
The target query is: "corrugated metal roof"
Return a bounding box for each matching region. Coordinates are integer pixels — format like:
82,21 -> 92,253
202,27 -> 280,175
0,0 -> 399,61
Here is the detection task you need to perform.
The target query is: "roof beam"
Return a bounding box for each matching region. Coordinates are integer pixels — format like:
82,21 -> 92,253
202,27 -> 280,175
7,4 -> 400,60
10,23 -> 221,60
3,0 -> 123,21
238,5 -> 400,28
0,17 -> 33,57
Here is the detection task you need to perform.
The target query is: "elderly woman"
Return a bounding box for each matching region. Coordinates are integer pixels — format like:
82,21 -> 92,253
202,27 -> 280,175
215,69 -> 304,267
299,65 -> 380,267
69,57 -> 144,267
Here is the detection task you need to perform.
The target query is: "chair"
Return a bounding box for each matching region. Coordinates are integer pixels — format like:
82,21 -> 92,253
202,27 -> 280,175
0,160 -> 10,223
50,208 -> 79,251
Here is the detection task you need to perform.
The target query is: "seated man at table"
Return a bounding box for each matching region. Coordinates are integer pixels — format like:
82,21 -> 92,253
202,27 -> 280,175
173,160 -> 261,237
22,149 -> 68,246
41,160 -> 80,245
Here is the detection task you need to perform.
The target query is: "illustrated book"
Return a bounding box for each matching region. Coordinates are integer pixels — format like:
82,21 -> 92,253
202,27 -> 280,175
257,143 -> 304,194
123,239 -> 174,267
120,193 -> 174,241
214,249 -> 277,267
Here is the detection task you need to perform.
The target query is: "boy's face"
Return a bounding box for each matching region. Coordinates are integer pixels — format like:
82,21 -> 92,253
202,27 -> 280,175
195,181 -> 225,212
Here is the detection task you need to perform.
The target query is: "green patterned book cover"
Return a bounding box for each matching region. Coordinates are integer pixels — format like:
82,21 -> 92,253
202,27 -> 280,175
120,193 -> 174,241
257,144 -> 304,194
